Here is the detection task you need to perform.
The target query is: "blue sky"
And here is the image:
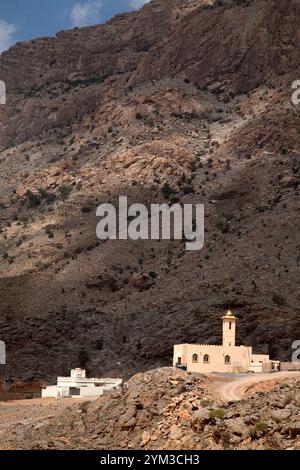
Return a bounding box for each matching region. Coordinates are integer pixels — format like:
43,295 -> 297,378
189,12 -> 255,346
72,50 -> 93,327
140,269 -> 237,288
0,0 -> 150,52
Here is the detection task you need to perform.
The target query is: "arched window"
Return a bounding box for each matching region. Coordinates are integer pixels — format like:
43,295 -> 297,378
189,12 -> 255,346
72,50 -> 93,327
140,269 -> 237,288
225,355 -> 231,364
229,322 -> 232,330
192,354 -> 199,363
203,354 -> 210,363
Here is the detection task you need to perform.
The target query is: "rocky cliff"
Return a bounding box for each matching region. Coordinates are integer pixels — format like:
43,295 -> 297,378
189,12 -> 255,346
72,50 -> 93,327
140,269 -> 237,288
0,0 -> 300,382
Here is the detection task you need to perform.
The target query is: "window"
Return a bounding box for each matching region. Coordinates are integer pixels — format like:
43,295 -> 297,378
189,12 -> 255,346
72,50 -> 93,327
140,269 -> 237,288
203,354 -> 210,364
192,354 -> 199,363
229,322 -> 232,330
225,355 -> 231,364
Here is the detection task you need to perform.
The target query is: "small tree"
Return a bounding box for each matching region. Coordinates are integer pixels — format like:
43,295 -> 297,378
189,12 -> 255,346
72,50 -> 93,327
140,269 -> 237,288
272,293 -> 287,307
95,338 -> 104,351
161,183 -> 173,199
26,190 -> 41,208
59,184 -> 73,201
78,348 -> 89,367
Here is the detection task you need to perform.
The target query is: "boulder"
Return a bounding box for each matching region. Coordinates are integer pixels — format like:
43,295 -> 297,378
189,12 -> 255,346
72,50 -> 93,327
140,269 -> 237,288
270,409 -> 292,423
225,418 -> 249,438
287,422 -> 300,439
191,409 -> 210,433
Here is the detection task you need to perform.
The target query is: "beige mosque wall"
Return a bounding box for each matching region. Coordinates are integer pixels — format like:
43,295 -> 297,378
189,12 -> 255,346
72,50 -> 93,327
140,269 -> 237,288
173,343 -> 253,373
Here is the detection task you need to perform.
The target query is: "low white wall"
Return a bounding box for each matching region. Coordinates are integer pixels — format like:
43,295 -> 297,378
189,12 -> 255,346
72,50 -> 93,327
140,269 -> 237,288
78,383 -> 121,398
78,386 -> 104,397
42,386 -> 70,398
249,363 -> 263,373
42,381 -> 122,399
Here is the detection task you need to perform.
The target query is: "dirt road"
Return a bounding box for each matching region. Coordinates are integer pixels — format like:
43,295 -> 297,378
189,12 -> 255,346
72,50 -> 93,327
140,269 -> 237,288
217,371 -> 300,402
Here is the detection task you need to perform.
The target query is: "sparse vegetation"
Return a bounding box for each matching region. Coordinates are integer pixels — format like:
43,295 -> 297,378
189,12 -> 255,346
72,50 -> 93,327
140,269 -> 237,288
161,183 -> 174,199
272,293 -> 287,307
26,188 -> 56,208
78,348 -> 89,367
95,338 -> 104,351
250,421 -> 268,439
209,408 -> 226,420
59,184 -> 73,201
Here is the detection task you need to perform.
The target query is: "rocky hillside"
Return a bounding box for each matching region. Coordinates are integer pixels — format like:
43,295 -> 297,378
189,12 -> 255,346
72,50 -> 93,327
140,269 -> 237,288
0,0 -> 300,382
1,368 -> 299,450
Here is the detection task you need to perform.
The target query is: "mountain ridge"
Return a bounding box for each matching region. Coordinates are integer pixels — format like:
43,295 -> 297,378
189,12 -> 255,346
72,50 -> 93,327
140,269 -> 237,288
0,0 -> 300,381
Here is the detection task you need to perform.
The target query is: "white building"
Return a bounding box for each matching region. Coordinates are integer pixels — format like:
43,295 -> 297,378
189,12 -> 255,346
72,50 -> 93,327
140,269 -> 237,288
42,369 -> 122,398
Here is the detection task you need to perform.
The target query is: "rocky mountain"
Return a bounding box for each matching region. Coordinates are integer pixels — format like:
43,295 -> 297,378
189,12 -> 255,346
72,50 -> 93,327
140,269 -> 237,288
0,0 -> 300,382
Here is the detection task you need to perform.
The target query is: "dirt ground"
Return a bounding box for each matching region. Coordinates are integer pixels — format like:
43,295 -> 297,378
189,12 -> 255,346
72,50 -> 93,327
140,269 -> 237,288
0,396 -> 98,450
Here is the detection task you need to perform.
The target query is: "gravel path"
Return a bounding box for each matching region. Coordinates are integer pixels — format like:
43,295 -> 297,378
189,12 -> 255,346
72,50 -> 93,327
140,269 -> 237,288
217,371 -> 300,402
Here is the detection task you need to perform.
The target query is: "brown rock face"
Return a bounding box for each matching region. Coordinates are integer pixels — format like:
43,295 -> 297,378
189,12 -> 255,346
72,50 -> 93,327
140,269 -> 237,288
0,0 -> 300,382
131,0 -> 300,92
0,0 -> 197,148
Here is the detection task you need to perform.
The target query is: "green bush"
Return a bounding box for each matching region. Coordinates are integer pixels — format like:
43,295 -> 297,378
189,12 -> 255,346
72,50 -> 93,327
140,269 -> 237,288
161,183 -> 174,199
59,184 -> 73,200
26,190 -> 42,208
272,293 -> 287,306
39,188 -> 56,204
95,338 -> 104,351
78,348 -> 89,367
209,408 -> 226,420
26,188 -> 56,208
250,421 -> 268,439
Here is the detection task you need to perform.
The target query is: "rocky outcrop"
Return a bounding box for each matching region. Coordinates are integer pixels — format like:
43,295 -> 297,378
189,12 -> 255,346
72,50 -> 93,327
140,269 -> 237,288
1,369 -> 300,450
0,0 -> 207,148
131,0 -> 300,92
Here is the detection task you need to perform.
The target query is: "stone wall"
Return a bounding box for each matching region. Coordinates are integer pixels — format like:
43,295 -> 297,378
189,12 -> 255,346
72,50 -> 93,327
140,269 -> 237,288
280,362 -> 300,371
